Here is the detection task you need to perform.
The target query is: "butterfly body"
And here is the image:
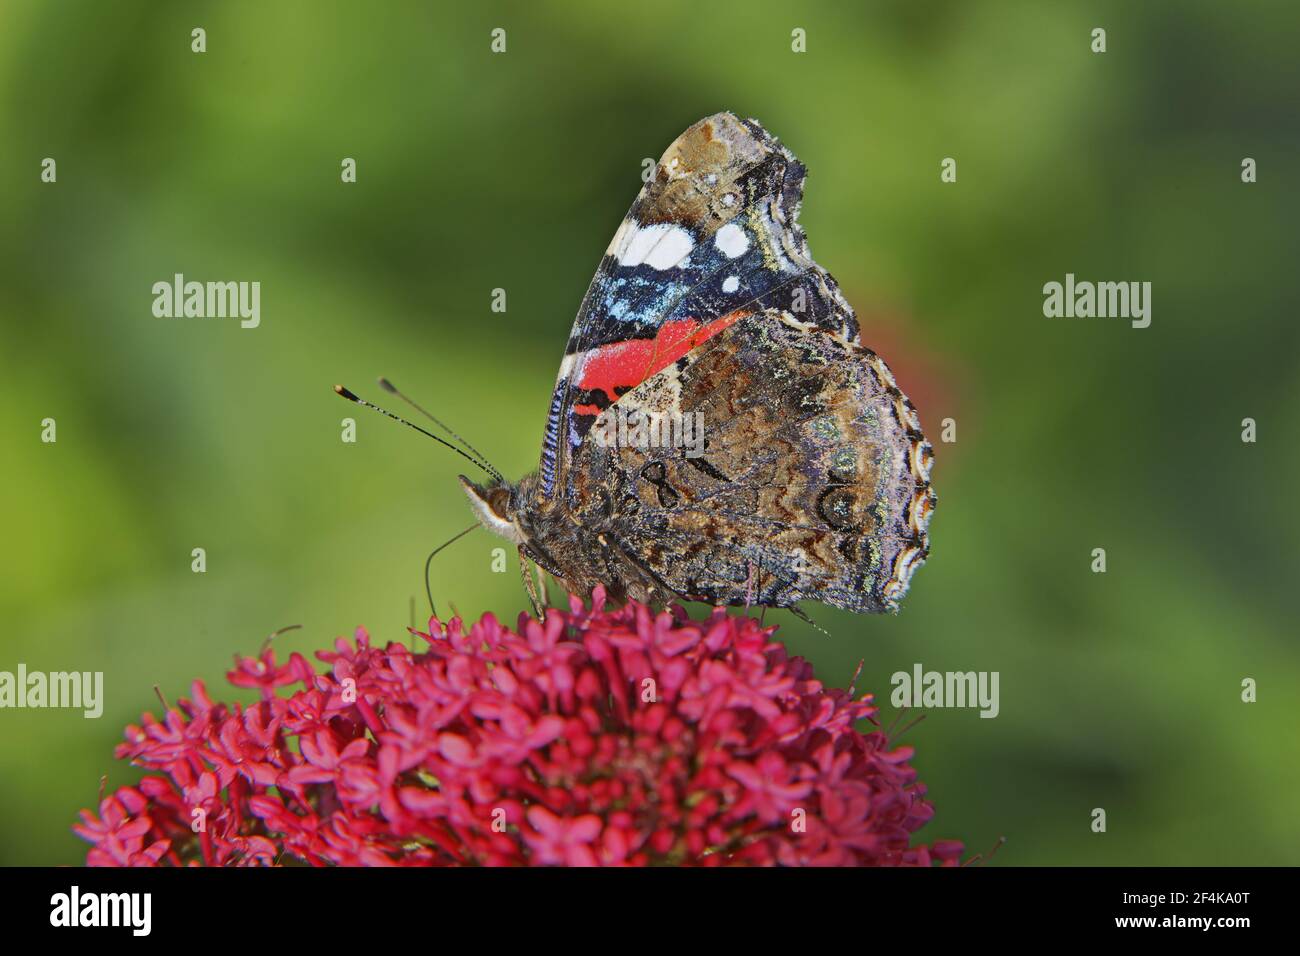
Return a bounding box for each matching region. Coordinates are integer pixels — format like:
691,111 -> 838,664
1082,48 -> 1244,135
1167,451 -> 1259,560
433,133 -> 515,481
463,112 -> 934,614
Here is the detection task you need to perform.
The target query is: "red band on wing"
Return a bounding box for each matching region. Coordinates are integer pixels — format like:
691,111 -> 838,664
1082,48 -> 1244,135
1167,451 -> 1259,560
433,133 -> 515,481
572,311 -> 748,417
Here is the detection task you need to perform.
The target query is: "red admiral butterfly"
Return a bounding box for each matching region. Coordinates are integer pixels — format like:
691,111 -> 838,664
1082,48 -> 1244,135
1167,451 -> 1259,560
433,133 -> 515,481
342,113 -> 934,616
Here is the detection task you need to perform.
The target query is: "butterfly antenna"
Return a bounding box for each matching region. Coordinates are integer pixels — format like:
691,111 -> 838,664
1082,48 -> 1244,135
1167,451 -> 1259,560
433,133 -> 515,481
378,377 -> 504,484
260,623 -> 302,656
424,523 -> 480,617
333,385 -> 498,481
964,835 -> 1008,867
789,604 -> 833,637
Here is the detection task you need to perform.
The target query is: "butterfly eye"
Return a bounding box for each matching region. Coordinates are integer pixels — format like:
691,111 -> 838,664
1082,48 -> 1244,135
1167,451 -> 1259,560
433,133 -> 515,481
488,487 -> 513,520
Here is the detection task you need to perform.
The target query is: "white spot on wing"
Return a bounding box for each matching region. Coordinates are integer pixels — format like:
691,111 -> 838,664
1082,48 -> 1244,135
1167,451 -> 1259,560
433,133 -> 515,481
715,222 -> 750,259
606,218 -> 635,258
721,275 -> 740,293
617,223 -> 695,270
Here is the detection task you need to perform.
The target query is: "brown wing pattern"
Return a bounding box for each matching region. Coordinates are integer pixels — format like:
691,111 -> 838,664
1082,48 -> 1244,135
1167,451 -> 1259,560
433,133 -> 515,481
566,309 -> 934,613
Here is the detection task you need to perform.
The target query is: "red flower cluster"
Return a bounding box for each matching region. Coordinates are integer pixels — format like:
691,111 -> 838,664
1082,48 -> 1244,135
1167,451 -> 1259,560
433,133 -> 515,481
76,590 -> 962,866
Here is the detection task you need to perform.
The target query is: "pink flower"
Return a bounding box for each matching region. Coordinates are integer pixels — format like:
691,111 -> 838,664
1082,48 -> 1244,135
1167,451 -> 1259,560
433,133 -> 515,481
76,590 -> 962,866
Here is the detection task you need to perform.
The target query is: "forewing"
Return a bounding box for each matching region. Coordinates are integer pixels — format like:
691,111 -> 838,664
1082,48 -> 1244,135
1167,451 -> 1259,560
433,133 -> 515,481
539,112 -> 859,498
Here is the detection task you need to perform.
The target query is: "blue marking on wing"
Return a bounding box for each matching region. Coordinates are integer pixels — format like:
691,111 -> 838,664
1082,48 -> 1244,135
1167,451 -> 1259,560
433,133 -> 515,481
539,383 -> 566,495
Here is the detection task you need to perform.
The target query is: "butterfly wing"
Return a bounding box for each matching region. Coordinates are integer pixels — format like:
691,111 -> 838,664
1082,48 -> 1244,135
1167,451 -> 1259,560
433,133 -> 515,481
565,308 -> 934,613
539,112 -> 859,500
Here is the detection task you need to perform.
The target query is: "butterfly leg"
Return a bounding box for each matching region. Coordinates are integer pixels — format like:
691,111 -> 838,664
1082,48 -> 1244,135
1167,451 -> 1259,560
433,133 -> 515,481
519,547 -> 545,621
535,561 -> 551,612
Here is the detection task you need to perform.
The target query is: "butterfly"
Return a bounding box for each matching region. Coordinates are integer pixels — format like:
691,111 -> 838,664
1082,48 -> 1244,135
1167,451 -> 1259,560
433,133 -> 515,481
344,113 -> 934,617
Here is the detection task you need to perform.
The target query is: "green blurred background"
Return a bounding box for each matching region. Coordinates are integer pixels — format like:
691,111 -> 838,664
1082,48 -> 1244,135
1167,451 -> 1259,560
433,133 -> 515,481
2,0 -> 1297,866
